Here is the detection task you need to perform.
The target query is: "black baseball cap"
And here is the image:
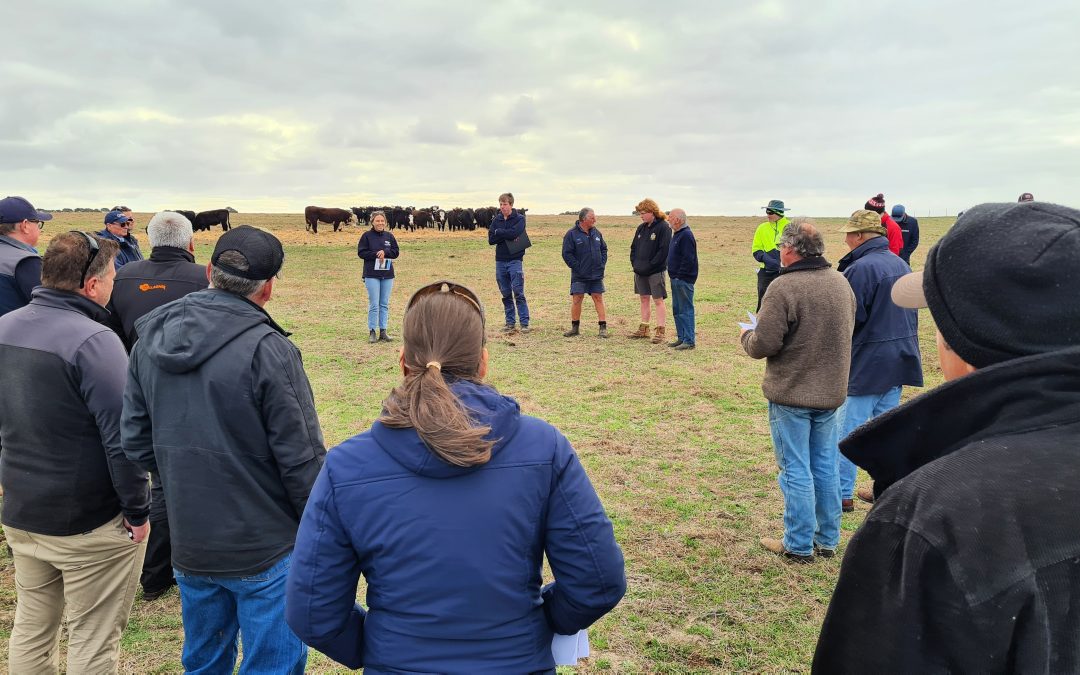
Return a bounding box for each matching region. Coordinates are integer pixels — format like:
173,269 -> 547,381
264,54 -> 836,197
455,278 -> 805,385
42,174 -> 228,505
210,226 -> 285,280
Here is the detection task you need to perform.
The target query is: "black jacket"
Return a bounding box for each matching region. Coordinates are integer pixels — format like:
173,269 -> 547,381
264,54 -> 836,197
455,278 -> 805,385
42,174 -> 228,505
561,222 -> 607,282
356,228 -> 400,279
107,246 -> 209,351
122,288 -> 326,576
487,210 -> 527,262
814,346 -> 1080,674
897,214 -> 920,264
630,219 -> 672,276
0,288 -> 150,535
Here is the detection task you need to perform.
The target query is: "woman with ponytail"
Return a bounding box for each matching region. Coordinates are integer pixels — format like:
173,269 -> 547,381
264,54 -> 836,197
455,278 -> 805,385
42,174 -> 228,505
285,281 -> 626,673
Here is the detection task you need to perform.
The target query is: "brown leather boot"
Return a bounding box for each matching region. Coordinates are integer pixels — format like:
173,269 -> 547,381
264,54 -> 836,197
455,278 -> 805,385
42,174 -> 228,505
628,322 -> 649,338
651,325 -> 666,344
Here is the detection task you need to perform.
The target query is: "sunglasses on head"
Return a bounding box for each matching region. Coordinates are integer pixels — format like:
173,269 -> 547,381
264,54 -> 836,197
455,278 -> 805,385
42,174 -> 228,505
406,281 -> 486,333
71,231 -> 100,289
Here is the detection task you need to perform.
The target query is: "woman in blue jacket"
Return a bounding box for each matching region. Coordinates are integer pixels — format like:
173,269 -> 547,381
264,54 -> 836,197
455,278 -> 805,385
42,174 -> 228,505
285,281 -> 626,673
357,211 -> 400,343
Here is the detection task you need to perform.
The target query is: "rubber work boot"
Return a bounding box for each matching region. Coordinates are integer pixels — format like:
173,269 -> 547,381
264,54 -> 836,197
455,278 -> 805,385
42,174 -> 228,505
760,537 -> 813,564
651,326 -> 666,344
378,329 -> 393,342
368,329 -> 377,344
628,323 -> 650,338
563,325 -> 580,337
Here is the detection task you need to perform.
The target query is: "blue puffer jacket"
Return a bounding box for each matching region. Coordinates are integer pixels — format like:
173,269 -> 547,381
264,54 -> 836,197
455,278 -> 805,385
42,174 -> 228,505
285,379 -> 626,674
837,237 -> 924,396
561,222 -> 608,281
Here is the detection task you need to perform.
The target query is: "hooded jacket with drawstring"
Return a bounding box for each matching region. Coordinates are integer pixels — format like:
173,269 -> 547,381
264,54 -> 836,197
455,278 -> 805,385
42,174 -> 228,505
285,378 -> 626,673
121,288 -> 326,577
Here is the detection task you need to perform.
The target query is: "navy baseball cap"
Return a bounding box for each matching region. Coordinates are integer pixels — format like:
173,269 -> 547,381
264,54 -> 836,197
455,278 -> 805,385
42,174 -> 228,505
104,210 -> 133,225
211,226 -> 285,280
0,196 -> 53,224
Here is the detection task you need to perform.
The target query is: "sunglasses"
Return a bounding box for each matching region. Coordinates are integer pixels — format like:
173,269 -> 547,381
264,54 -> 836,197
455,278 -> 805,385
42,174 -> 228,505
71,231 -> 101,289
28,219 -> 45,229
406,280 -> 486,334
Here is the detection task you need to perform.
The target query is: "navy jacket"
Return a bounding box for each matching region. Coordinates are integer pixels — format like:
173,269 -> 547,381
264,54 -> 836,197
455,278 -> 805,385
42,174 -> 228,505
0,288 -> 149,536
667,226 -> 699,284
97,229 -> 144,269
487,210 -> 528,262
357,228 -> 400,279
122,289 -> 326,576
106,246 -> 209,351
561,222 -> 608,282
837,237 -> 923,396
897,215 -> 920,264
285,380 -> 626,673
0,235 -> 41,317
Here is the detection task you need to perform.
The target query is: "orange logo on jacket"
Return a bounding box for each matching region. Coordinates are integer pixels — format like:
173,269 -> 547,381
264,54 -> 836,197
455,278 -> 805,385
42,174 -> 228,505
139,283 -> 166,292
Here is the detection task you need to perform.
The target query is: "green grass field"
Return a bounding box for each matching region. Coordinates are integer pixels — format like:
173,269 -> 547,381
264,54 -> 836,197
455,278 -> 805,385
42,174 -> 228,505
0,212 -> 952,673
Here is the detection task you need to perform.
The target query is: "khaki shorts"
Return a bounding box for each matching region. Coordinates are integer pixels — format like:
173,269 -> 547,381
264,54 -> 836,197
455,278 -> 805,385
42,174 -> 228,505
634,271 -> 667,299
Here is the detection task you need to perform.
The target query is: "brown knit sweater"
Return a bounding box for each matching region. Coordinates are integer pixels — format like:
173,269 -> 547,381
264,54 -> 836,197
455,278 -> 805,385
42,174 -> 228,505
740,258 -> 856,410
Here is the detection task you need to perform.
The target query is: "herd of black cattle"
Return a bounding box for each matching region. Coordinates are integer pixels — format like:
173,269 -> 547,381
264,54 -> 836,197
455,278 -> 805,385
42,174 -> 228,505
303,205 -> 528,234
162,205 -> 528,234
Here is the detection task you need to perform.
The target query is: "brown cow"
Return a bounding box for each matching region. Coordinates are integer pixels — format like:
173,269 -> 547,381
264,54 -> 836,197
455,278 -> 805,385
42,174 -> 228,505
304,206 -> 353,234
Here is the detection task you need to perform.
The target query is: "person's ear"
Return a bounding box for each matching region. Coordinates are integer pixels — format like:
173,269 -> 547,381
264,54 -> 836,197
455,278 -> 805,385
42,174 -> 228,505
188,237 -> 195,254
478,347 -> 489,379
205,262 -> 213,283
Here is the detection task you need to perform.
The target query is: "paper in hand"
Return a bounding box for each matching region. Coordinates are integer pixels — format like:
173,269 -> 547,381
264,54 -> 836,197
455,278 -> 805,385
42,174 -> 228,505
374,258 -> 392,271
737,311 -> 758,331
552,629 -> 590,666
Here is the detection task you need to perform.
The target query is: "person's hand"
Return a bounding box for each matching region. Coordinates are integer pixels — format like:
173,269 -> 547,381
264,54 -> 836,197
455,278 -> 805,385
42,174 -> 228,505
124,519 -> 151,544
376,250 -> 385,259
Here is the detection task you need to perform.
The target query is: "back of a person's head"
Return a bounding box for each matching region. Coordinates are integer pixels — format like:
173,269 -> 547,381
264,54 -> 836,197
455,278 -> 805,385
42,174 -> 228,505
147,211 -> 194,249
42,232 -> 118,292
380,290 -> 494,467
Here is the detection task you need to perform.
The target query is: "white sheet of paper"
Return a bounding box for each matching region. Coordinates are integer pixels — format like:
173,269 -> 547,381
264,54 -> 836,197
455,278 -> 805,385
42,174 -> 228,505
374,258 -> 392,271
552,629 -> 590,666
737,311 -> 758,331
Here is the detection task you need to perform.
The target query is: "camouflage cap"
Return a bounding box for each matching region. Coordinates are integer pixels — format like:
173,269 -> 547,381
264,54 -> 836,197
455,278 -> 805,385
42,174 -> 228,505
838,209 -> 886,235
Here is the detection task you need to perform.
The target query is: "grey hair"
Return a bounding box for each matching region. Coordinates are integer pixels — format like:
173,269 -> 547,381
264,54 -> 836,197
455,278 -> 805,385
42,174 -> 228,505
147,211 -> 194,249
210,250 -> 267,298
577,207 -> 594,221
669,208 -> 688,226
779,217 -> 825,258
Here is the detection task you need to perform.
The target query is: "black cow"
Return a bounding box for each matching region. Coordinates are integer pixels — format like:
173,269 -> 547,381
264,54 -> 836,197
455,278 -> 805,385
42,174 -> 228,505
193,209 -> 231,232
411,208 -> 433,229
391,206 -> 410,232
474,206 -> 496,230
172,210 -> 197,225
351,207 -> 371,227
305,206 -> 353,234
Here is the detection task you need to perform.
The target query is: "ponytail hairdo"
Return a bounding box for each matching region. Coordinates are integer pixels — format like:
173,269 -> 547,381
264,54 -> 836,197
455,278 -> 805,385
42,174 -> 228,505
379,291 -> 494,467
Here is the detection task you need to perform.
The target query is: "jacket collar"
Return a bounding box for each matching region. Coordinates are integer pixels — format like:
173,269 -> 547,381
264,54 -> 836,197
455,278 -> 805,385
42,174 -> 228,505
226,290 -> 291,337
0,234 -> 38,254
842,346 -> 1080,497
574,222 -> 598,236
28,286 -> 111,324
837,235 -> 889,270
778,256 -> 831,274
97,228 -> 139,247
148,246 -> 196,263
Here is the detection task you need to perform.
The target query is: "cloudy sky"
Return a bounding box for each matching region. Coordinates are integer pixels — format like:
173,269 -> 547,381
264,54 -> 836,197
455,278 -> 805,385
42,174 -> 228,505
3,1 -> 1077,216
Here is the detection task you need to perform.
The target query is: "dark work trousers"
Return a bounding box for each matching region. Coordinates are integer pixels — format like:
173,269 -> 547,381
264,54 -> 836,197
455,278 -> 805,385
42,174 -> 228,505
757,269 -> 779,311
140,474 -> 175,593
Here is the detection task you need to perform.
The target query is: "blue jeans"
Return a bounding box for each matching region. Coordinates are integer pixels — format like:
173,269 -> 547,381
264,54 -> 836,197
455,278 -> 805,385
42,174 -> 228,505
495,259 -> 529,327
670,278 -> 695,345
174,554 -> 306,675
768,403 -> 843,555
364,277 -> 394,330
838,386 -> 903,499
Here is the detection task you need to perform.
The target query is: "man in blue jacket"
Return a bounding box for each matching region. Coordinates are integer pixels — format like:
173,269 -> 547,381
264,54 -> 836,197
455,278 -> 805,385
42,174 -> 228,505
836,210 -> 923,509
0,196 -> 48,317
561,207 -> 609,338
122,226 -> 326,674
488,192 -> 530,333
98,210 -> 144,269
891,204 -> 920,265
667,208 -> 699,350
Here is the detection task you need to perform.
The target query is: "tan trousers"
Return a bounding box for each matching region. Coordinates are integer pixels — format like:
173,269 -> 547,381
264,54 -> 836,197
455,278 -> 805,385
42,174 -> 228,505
5,514 -> 147,675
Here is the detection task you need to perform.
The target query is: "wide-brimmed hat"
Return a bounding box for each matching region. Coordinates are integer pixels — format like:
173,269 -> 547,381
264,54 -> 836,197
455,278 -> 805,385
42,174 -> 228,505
891,202 -> 1080,367
761,199 -> 788,213
838,209 -> 886,235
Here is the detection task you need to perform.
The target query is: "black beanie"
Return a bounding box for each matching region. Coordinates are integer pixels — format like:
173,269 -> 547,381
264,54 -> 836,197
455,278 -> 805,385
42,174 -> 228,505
922,202 -> 1080,368
864,193 -> 886,214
